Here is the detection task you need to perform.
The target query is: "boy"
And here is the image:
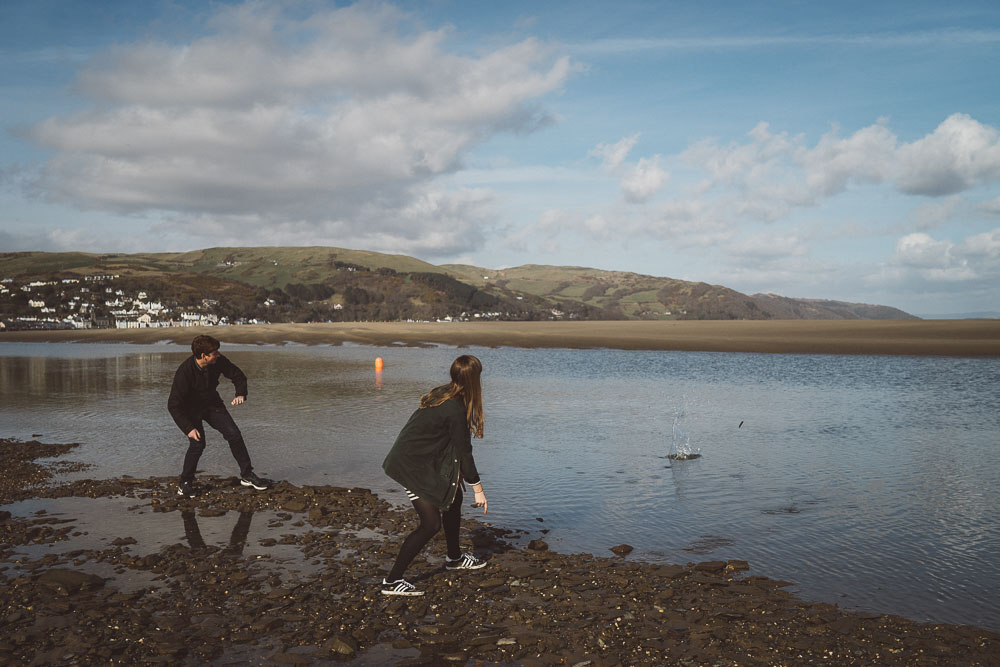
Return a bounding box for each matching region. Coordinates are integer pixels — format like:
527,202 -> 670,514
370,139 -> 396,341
167,335 -> 270,497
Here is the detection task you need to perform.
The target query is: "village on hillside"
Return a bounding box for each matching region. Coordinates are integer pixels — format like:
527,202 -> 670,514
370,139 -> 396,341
0,274 -> 243,331
0,271 -> 517,331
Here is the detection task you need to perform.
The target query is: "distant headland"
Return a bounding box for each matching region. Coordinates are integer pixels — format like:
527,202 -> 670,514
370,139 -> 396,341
2,247 -> 916,332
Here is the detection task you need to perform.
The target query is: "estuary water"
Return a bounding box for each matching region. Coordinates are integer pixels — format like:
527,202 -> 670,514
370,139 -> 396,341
1,341 -> 998,631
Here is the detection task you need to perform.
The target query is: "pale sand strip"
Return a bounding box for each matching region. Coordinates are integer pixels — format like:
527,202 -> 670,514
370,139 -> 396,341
3,320 -> 999,356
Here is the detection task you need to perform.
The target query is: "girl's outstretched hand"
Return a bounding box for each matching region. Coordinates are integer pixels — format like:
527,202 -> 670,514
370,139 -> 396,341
473,489 -> 488,515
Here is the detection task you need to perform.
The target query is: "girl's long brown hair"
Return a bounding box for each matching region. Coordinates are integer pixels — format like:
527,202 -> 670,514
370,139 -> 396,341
419,354 -> 484,438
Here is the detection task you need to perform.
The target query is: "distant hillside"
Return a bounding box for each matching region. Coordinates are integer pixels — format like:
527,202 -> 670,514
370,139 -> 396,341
750,294 -> 916,320
441,263 -> 917,320
1,247 -> 916,322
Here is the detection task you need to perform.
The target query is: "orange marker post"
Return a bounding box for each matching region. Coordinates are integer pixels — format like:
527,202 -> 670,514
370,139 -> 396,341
375,357 -> 384,371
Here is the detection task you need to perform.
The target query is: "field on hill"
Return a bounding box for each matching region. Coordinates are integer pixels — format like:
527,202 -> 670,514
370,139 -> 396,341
1,247 -> 916,322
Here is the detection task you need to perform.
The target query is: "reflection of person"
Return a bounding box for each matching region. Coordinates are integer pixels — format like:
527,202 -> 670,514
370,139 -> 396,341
181,511 -> 206,549
224,511 -> 254,556
380,355 -> 489,596
181,510 -> 254,555
167,335 -> 270,498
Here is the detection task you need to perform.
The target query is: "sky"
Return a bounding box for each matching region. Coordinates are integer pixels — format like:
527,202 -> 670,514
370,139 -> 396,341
2,1 -> 999,316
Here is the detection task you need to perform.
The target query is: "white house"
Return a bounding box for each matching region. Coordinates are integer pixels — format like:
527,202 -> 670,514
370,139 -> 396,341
180,312 -> 219,326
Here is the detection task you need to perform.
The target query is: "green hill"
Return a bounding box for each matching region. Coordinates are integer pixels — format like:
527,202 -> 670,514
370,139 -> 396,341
0,247 -> 916,322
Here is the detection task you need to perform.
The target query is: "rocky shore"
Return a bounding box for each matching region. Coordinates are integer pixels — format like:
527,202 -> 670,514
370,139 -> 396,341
2,439 -> 998,666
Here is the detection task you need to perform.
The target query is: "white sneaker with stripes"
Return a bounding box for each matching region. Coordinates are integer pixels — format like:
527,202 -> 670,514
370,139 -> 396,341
381,578 -> 423,596
445,553 -> 487,570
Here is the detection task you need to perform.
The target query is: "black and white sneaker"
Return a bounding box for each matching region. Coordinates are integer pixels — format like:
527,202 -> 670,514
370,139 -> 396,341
445,553 -> 487,570
381,578 -> 423,596
177,481 -> 197,498
240,472 -> 271,490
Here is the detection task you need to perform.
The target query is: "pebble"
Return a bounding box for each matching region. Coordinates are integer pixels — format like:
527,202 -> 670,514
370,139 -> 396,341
2,437 -> 998,666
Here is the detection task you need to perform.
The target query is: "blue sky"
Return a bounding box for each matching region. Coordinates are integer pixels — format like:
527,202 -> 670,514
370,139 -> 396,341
2,0 -> 999,316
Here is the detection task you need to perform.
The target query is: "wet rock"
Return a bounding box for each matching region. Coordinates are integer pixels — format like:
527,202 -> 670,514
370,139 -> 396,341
282,499 -> 308,512
476,577 -> 507,589
726,559 -> 750,572
36,568 -> 105,595
694,560 -> 727,572
325,635 -> 357,655
609,544 -> 633,557
508,564 -> 543,578
527,539 -> 548,551
251,616 -> 285,631
4,438 -> 1000,667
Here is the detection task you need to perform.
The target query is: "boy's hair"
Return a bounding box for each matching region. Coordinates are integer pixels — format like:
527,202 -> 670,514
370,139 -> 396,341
420,355 -> 485,438
191,335 -> 221,358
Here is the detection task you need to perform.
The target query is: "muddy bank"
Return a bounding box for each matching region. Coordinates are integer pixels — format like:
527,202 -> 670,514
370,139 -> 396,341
4,319 -> 1000,356
2,439 -> 998,665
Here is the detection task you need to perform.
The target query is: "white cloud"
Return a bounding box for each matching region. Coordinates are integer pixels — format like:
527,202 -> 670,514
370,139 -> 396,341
678,114 -> 1000,226
21,2 -> 571,256
961,228 -> 1000,259
881,230 -> 999,284
877,227 -> 1000,312
894,232 -> 956,269
895,114 -> 1000,196
802,120 -> 896,197
621,155 -> 668,203
582,213 -> 611,236
589,134 -> 639,171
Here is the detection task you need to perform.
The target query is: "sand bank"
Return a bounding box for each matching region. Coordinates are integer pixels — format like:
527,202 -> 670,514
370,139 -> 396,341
3,319 -> 1000,356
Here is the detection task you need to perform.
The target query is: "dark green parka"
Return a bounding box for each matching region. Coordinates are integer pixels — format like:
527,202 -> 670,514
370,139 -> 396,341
382,397 -> 481,510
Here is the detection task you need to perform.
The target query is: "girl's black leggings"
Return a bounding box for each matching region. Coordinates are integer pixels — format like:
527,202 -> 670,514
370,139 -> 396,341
387,488 -> 463,581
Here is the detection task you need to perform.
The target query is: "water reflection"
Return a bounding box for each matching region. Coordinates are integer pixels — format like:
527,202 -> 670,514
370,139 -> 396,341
0,353 -> 172,402
181,510 -> 254,554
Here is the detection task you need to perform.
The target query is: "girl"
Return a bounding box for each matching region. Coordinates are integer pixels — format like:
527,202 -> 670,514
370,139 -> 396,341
380,354 -> 489,596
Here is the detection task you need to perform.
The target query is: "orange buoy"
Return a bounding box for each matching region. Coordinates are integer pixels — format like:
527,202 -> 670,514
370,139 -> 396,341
375,357 -> 384,371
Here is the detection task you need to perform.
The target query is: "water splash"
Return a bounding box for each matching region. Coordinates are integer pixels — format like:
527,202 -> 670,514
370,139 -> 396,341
668,404 -> 702,460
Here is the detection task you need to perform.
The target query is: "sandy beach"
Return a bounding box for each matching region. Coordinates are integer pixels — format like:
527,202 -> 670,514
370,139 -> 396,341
3,319 -> 1000,356
2,439 -> 998,665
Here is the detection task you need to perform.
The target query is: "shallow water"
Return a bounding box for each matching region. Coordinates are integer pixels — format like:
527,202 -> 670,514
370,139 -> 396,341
1,341 -> 999,631
2,495 -> 328,589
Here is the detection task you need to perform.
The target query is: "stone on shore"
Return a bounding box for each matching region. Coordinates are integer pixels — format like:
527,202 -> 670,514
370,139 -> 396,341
2,437 -> 998,666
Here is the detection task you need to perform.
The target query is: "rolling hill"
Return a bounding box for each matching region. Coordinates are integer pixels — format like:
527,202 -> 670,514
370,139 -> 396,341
0,247 -> 916,322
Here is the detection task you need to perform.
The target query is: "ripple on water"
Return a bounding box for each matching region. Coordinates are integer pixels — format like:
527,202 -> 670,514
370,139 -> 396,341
2,344 -> 999,632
